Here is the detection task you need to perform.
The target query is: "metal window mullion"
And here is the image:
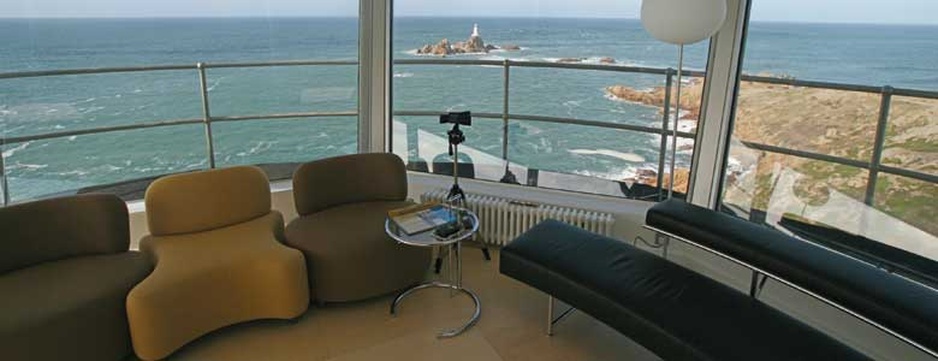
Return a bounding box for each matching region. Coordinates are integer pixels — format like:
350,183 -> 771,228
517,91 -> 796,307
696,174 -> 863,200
865,87 -> 892,205
197,63 -> 217,169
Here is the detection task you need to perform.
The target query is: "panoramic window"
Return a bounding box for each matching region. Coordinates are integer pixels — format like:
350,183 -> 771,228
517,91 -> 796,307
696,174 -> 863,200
391,0 -> 709,200
721,0 -> 938,276
0,1 -> 359,204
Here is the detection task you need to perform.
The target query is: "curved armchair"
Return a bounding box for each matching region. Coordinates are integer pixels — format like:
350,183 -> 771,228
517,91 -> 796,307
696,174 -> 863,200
286,153 -> 431,303
0,194 -> 152,361
126,166 -> 309,360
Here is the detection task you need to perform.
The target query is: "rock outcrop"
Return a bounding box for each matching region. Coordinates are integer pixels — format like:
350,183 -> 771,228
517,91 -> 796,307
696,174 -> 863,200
416,24 -> 519,56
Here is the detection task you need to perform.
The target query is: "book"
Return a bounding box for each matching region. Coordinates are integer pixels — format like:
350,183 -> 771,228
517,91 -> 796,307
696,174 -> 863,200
388,202 -> 458,235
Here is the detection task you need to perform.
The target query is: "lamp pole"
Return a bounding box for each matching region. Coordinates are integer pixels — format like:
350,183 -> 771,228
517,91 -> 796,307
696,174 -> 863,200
668,44 -> 684,198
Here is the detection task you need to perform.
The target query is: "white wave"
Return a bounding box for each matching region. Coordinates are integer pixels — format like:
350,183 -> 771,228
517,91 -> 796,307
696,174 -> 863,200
133,89 -> 143,93
490,46 -> 529,53
207,77 -> 224,92
393,72 -> 414,78
2,141 -> 31,158
58,170 -> 90,176
114,94 -> 122,98
185,159 -> 207,169
98,164 -> 123,172
519,123 -> 543,135
9,162 -> 48,170
68,136 -> 77,141
568,149 -> 646,163
572,166 -> 639,181
237,140 -> 277,157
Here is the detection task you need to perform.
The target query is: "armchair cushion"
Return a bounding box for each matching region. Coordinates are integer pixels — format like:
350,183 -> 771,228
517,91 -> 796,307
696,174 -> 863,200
285,201 -> 430,302
144,166 -> 272,236
0,194 -> 129,273
293,153 -> 408,216
0,253 -> 152,361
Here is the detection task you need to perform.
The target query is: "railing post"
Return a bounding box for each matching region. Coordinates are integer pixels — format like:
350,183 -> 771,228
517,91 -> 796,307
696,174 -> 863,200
197,63 -> 217,169
1,145 -> 9,206
657,68 -> 674,200
502,59 -> 510,161
865,86 -> 892,205
499,59 -> 518,184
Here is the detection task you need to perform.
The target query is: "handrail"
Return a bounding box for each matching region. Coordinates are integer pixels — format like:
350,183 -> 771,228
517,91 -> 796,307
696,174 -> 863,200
1,59 -> 937,207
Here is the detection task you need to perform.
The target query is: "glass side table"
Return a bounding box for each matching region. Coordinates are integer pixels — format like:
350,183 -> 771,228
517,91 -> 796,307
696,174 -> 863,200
384,206 -> 481,338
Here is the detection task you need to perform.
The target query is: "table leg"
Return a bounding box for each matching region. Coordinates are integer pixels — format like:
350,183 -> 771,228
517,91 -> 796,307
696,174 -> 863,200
390,240 -> 481,338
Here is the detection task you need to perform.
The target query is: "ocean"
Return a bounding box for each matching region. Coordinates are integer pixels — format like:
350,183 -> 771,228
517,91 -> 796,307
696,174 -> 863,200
1,17 -> 936,201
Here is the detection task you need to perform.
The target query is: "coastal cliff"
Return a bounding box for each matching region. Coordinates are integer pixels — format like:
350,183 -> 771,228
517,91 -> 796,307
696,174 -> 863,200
606,78 -> 937,234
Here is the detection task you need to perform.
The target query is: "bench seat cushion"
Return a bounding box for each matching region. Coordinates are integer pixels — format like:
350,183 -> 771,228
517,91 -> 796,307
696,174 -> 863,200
646,199 -> 938,354
501,219 -> 870,361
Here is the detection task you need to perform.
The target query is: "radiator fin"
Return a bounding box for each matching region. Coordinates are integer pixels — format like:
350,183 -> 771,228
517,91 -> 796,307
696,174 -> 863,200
420,189 -> 616,246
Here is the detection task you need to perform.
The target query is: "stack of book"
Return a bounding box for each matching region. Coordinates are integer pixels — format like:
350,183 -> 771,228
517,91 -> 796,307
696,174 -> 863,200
388,202 -> 458,235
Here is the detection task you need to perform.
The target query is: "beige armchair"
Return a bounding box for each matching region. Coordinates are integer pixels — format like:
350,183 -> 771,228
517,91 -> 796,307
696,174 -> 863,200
126,166 -> 309,360
0,194 -> 152,361
285,153 -> 431,303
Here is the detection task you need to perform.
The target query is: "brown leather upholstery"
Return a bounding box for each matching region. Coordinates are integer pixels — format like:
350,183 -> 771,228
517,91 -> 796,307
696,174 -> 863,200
0,194 -> 152,361
286,153 -> 430,302
127,166 -> 309,360
0,194 -> 130,273
293,152 -> 408,216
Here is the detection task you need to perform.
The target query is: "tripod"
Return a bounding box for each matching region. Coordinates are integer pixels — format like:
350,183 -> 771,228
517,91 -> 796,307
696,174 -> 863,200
434,122 -> 491,274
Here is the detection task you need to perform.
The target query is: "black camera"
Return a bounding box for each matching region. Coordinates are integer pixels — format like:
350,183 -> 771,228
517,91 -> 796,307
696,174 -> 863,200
439,111 -> 472,126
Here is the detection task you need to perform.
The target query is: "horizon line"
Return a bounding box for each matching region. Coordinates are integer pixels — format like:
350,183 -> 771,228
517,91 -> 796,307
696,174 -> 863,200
0,15 -> 936,27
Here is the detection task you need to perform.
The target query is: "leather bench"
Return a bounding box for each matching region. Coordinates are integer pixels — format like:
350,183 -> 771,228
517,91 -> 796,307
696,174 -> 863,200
500,218 -> 871,361
645,199 -> 938,357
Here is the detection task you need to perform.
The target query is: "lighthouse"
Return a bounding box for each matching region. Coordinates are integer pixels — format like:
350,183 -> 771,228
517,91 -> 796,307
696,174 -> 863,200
472,23 -> 480,38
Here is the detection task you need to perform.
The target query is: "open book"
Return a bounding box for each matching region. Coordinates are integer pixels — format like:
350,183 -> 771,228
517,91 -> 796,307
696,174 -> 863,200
388,202 -> 458,235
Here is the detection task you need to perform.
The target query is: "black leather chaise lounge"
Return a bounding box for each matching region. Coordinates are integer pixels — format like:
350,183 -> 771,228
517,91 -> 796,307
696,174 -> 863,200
501,218 -> 870,360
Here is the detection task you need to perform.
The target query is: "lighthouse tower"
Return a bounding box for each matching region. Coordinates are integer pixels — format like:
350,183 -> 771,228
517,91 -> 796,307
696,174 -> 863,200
472,23 -> 480,37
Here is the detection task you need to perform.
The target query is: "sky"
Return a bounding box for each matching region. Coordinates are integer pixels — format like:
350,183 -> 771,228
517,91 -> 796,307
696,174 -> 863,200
2,0 -> 938,25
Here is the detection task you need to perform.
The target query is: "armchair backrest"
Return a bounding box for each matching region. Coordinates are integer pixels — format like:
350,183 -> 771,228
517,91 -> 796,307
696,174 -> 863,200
293,153 -> 408,216
0,194 -> 129,274
145,166 -> 272,236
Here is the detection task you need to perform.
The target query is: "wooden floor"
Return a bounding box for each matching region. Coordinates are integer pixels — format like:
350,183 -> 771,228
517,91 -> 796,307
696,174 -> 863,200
145,248 -> 660,361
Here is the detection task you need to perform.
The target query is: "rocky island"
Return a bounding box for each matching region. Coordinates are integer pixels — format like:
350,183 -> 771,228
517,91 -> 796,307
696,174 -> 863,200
417,24 -> 521,56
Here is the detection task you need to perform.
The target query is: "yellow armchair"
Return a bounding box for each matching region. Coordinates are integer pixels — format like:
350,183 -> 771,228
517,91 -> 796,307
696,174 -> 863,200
126,166 -> 309,360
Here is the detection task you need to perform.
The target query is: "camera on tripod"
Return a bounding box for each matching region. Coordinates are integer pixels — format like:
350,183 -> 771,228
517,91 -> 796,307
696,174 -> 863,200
440,111 -> 471,156
439,111 -> 472,126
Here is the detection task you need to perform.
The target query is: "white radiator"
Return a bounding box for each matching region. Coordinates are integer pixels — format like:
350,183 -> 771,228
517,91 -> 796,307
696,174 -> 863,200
421,189 -> 615,246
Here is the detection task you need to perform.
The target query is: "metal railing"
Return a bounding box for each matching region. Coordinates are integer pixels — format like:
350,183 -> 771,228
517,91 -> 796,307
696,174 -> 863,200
1,59 -> 937,207
0,60 -> 359,205
392,59 -> 938,205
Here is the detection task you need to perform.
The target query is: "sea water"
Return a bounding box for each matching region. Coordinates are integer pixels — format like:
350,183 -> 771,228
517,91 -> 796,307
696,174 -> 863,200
1,17 -> 936,201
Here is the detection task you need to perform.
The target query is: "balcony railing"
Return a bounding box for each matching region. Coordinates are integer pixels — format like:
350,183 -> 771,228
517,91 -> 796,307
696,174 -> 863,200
1,59 -> 936,210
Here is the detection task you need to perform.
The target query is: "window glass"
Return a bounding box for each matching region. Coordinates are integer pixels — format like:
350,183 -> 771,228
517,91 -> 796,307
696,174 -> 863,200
0,2 -> 359,204
392,1 -> 709,199
722,0 -> 938,267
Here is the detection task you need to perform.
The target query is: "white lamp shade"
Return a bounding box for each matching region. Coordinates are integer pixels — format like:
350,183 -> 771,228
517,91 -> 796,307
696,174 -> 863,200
641,0 -> 727,45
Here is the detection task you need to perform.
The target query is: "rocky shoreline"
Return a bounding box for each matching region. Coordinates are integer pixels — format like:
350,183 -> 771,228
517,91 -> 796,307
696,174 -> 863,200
605,77 -> 937,234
